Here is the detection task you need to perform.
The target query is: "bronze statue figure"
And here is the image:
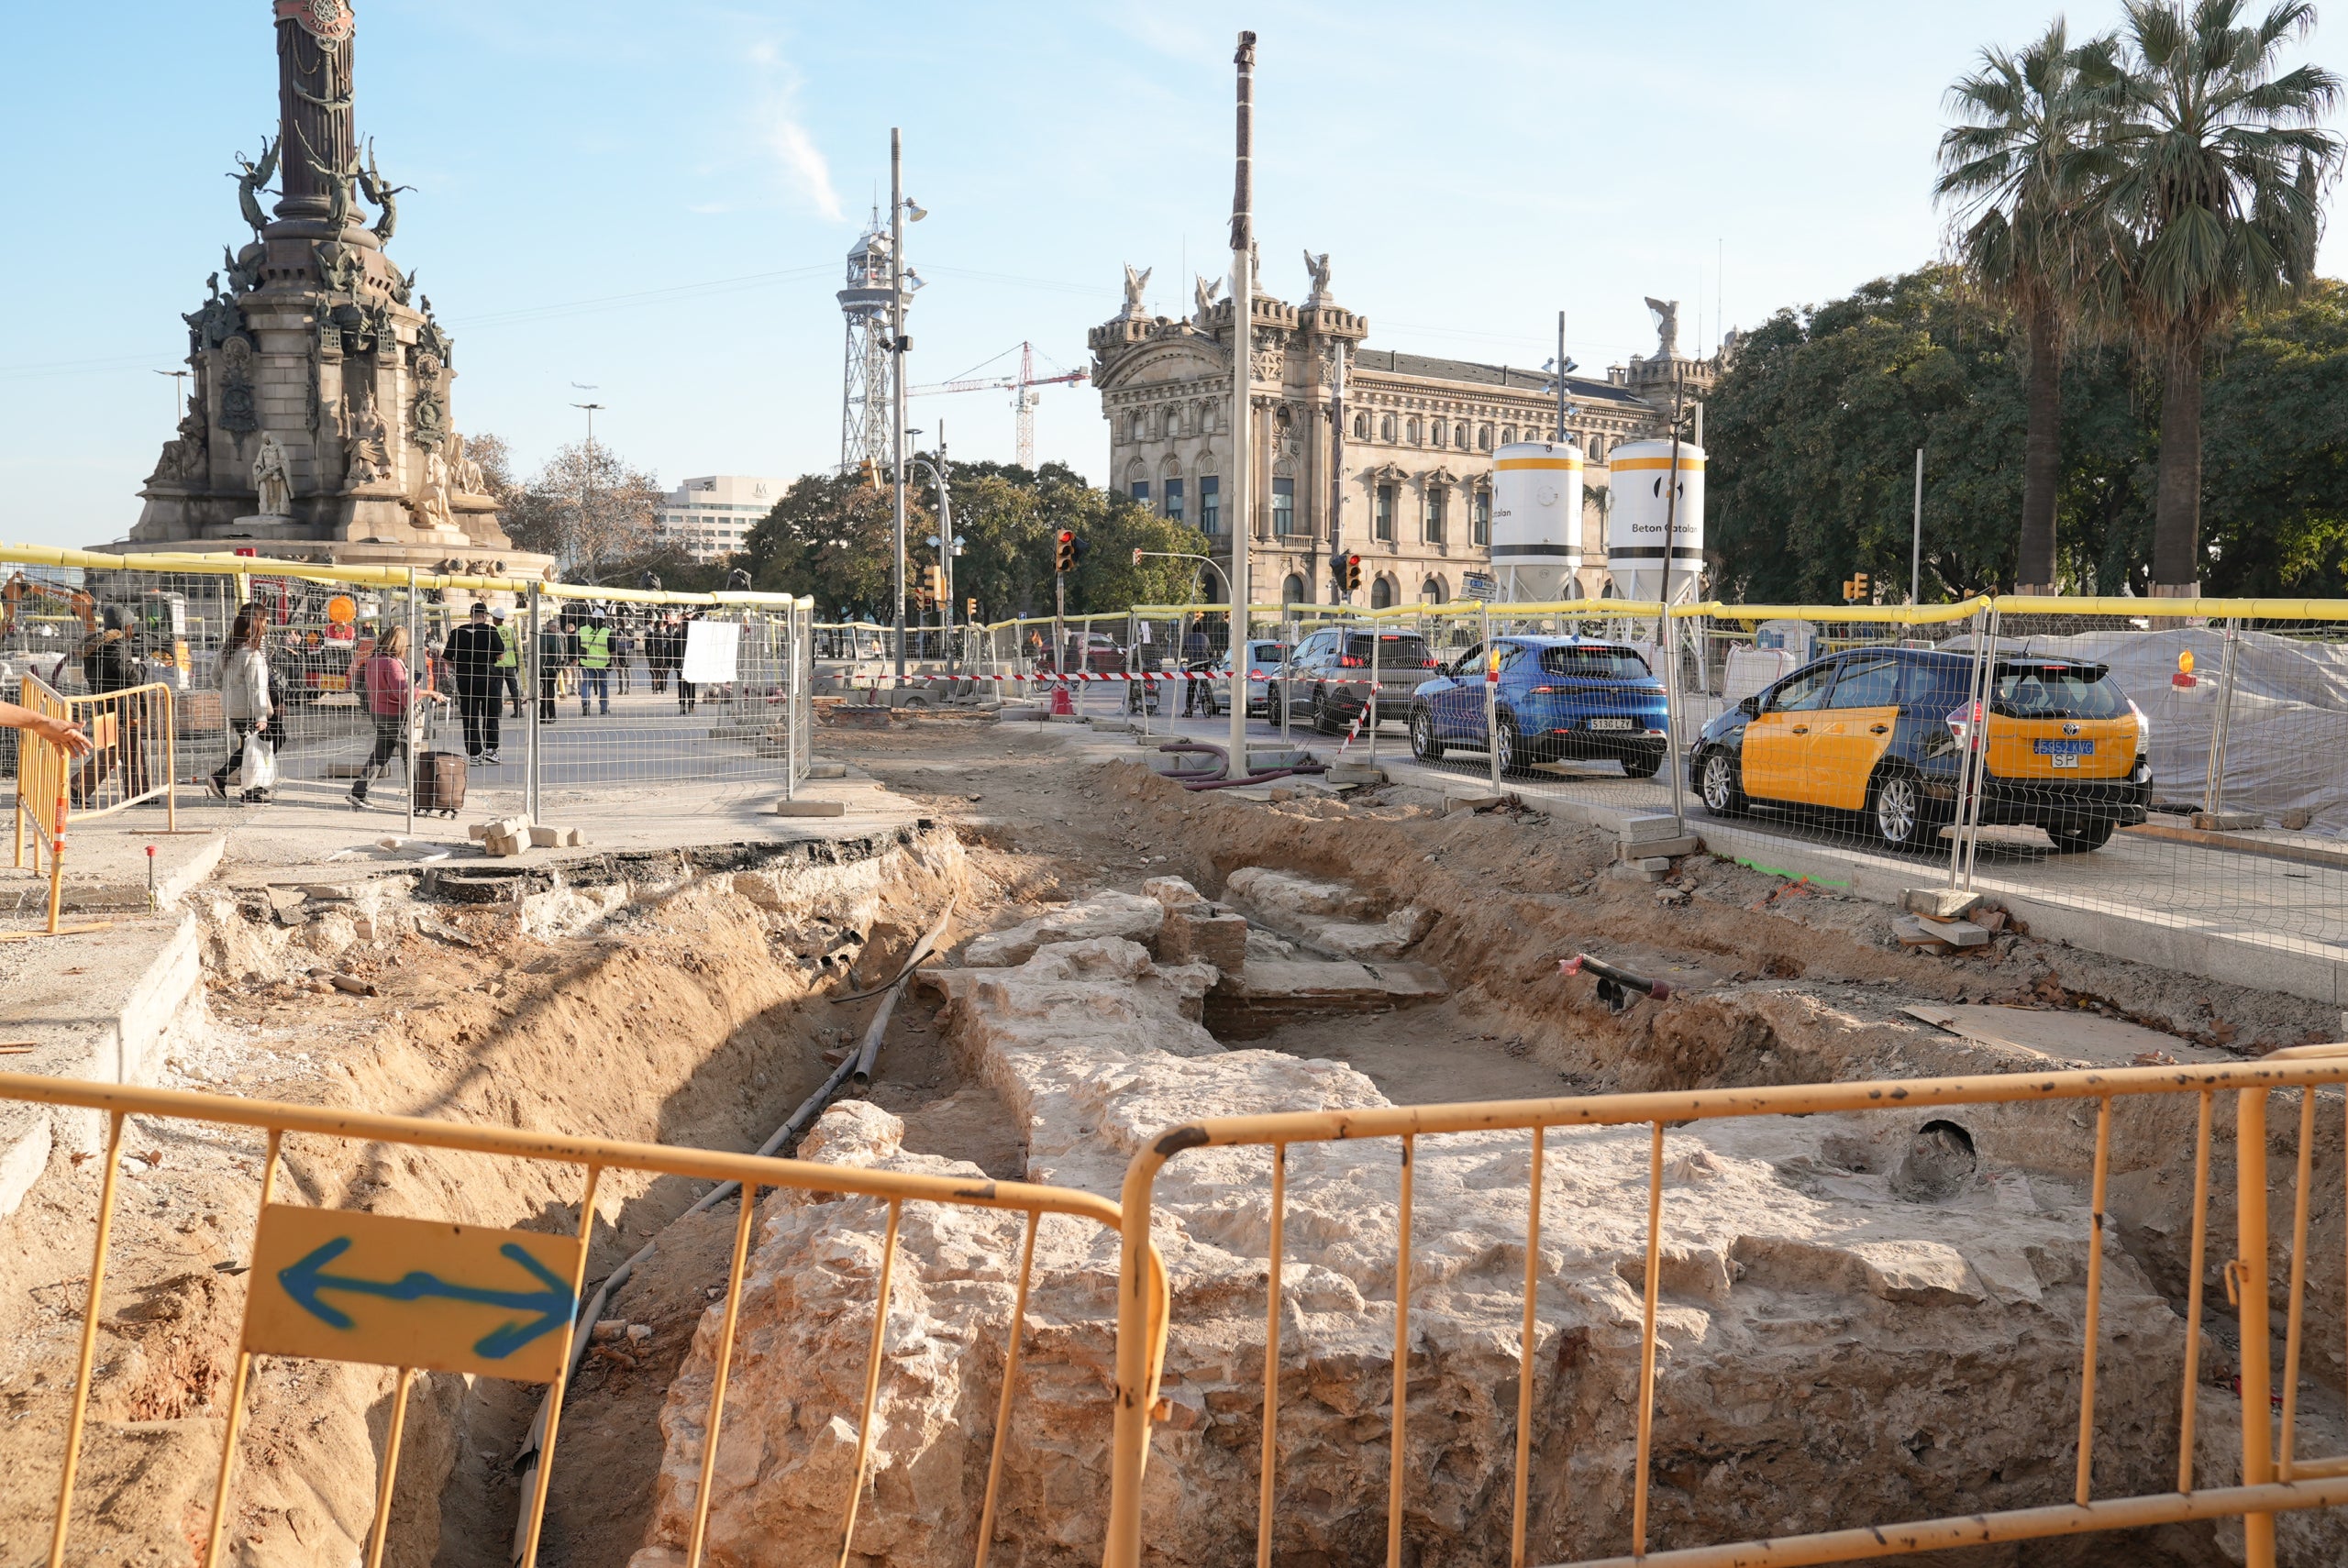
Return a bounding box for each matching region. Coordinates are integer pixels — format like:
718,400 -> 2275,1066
227,135 -> 281,237
357,139 -> 413,244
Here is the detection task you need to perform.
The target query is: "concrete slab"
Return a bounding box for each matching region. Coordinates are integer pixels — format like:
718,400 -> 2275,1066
773,799 -> 847,817
1902,1003 -> 2226,1066
1205,957 -> 1447,1038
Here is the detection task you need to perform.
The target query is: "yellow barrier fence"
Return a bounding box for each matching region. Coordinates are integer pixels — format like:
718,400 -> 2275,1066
1104,1049 -> 2348,1568
0,1071 -> 1166,1568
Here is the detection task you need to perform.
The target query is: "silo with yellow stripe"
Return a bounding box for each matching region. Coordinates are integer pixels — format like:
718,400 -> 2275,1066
1489,441 -> 1584,602
1604,439 -> 1705,602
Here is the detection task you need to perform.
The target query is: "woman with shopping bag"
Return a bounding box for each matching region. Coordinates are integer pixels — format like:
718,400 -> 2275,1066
210,607 -> 274,803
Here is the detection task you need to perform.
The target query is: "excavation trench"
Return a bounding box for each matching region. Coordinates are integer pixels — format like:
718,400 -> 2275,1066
5,729 -> 2345,1568
625,756 -> 2348,1568
0,822 -> 983,1568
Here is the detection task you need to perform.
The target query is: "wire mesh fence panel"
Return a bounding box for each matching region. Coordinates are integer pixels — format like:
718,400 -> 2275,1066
1963,601 -> 2348,962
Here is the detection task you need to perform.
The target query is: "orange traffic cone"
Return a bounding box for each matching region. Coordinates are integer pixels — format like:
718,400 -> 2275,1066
1049,680 -> 1075,716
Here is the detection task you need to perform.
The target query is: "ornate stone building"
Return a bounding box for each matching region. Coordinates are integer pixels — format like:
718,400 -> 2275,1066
1088,259 -> 1719,606
111,0 -> 540,577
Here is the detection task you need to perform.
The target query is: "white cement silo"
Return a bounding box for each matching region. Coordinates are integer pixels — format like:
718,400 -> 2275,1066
1490,441 -> 1584,602
1604,439 -> 1704,602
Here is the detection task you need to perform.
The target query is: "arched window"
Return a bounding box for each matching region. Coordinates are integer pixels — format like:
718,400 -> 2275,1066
1163,405 -> 1182,439
1128,411 -> 1146,442
1371,575 -> 1394,610
1407,417 -> 1422,444
1282,572 -> 1306,606
1352,413 -> 1368,439
1501,425 -> 1516,446
1421,577 -> 1446,603
1433,419 -> 1447,447
1589,435 -> 1607,460
1380,413 -> 1396,442
1457,424 -> 1472,450
1199,401 -> 1217,436
1478,424 -> 1493,451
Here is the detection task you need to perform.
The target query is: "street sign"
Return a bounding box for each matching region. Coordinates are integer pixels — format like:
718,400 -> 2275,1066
1462,572 -> 1496,600
243,1205 -> 581,1381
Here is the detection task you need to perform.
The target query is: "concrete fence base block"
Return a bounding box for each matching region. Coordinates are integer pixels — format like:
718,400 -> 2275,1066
1904,887 -> 1984,921
804,762 -> 848,779
774,798 -> 847,817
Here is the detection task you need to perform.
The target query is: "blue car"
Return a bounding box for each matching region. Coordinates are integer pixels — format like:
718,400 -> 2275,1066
1408,636 -> 1669,776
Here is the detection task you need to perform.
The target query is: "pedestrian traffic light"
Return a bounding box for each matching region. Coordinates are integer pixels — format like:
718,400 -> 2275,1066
1344,553 -> 1364,592
1056,530 -> 1077,572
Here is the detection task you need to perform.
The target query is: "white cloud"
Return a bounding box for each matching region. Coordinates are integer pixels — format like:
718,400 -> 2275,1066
748,44 -> 843,223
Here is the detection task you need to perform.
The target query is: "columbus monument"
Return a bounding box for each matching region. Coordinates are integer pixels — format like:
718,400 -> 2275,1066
112,0 -> 545,576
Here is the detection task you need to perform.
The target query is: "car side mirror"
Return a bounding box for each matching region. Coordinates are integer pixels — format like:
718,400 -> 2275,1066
1738,694 -> 1761,717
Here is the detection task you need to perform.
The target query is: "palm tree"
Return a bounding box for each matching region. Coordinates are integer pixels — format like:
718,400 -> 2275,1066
2088,0 -> 2342,593
1935,21 -> 2110,593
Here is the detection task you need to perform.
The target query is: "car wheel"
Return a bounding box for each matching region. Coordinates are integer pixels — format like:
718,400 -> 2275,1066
1870,767 -> 1935,853
1699,748 -> 1745,816
2047,817 -> 2116,852
1494,708 -> 1530,774
1622,747 -> 1662,780
1410,703 -> 1445,760
1311,690 -> 1338,735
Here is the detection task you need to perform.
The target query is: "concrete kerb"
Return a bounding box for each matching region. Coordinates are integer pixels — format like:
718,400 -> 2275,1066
0,911 -> 203,1217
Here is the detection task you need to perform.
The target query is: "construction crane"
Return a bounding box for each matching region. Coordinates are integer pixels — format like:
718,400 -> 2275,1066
909,342 -> 1087,468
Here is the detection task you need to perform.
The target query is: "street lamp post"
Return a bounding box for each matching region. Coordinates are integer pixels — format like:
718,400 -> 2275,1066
570,399 -> 604,578
886,133 -> 925,682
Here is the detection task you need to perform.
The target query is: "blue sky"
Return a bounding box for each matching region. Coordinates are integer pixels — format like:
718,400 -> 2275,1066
3,1 -> 2339,549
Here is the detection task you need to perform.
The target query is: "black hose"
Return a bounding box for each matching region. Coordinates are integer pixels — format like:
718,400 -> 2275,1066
1183,763 -> 1329,791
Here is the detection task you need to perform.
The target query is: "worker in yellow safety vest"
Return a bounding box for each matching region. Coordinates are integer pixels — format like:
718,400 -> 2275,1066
492,606 -> 524,719
577,608 -> 614,716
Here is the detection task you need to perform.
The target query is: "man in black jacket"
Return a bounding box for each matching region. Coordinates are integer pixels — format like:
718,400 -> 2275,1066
441,601 -> 505,762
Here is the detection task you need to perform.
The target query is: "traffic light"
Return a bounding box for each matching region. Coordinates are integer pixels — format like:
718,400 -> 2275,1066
966,597 -> 978,617
1843,572 -> 1871,604
922,564 -> 946,602
858,458 -> 880,491
1343,553 -> 1364,592
1056,530 -> 1078,572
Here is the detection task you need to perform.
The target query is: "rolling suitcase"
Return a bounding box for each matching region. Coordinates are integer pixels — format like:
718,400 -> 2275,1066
412,708 -> 466,818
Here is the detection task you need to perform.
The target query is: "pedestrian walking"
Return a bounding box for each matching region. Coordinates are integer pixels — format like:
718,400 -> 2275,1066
72,605 -> 148,804
577,607 -> 615,716
347,626 -> 446,809
537,614 -> 570,721
494,607 -> 525,718
441,601 -> 506,763
648,613 -> 673,694
614,618 -> 636,695
1181,622 -> 1211,716
675,612 -> 700,714
208,606 -> 272,801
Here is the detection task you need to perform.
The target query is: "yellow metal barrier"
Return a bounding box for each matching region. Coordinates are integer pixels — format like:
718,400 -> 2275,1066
0,1071 -> 1166,1568
1104,1051 -> 2348,1568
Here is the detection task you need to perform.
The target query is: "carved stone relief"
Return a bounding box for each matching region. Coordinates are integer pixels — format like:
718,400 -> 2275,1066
217,339 -> 259,434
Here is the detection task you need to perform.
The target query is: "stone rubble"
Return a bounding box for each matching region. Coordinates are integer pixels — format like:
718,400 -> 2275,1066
638,886 -> 2188,1568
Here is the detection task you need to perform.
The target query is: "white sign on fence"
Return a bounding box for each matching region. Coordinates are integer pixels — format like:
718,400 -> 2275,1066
681,620 -> 740,685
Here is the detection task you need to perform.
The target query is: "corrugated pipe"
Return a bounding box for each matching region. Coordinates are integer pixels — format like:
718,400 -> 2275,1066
508,896 -> 956,1559
1183,762 -> 1327,791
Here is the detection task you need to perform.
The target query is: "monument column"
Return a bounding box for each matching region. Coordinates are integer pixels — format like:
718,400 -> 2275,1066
271,0 -> 359,233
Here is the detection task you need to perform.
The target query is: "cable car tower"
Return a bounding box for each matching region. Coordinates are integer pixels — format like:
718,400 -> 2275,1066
836,214 -> 918,476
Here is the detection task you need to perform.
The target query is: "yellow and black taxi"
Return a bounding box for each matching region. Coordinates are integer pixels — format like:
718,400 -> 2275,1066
1689,646 -> 2150,852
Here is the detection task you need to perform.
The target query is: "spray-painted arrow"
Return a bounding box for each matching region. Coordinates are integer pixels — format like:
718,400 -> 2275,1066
277,1236 -> 575,1361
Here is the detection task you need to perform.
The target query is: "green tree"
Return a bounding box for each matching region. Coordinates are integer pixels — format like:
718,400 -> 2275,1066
2084,0 -> 2342,591
1935,19 -> 2112,591
1707,267 -> 2147,602
738,462 -> 1207,624
2200,279 -> 2348,592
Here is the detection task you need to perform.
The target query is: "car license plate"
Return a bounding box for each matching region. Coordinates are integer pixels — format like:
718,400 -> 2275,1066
2050,753 -> 2079,767
1588,717 -> 1634,731
2033,738 -> 2092,756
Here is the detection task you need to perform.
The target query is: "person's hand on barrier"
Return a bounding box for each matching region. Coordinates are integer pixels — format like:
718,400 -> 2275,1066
0,701 -> 94,758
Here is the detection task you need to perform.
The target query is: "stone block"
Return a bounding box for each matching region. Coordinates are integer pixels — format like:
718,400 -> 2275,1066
1618,835 -> 1700,861
1903,888 -> 1982,921
1159,907 -> 1248,972
2191,811 -> 2262,832
773,798 -> 846,817
1142,877 -> 1207,911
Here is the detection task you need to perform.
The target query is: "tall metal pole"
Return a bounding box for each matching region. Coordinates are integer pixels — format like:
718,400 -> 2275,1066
937,420 -> 955,677
525,583 -> 542,823
404,569 -> 418,839
1911,447 -> 1924,605
890,128 -> 909,685
1227,31 -> 1256,779
1661,371 -> 1689,830
1328,337 -> 1346,601
1555,311 -> 1567,442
